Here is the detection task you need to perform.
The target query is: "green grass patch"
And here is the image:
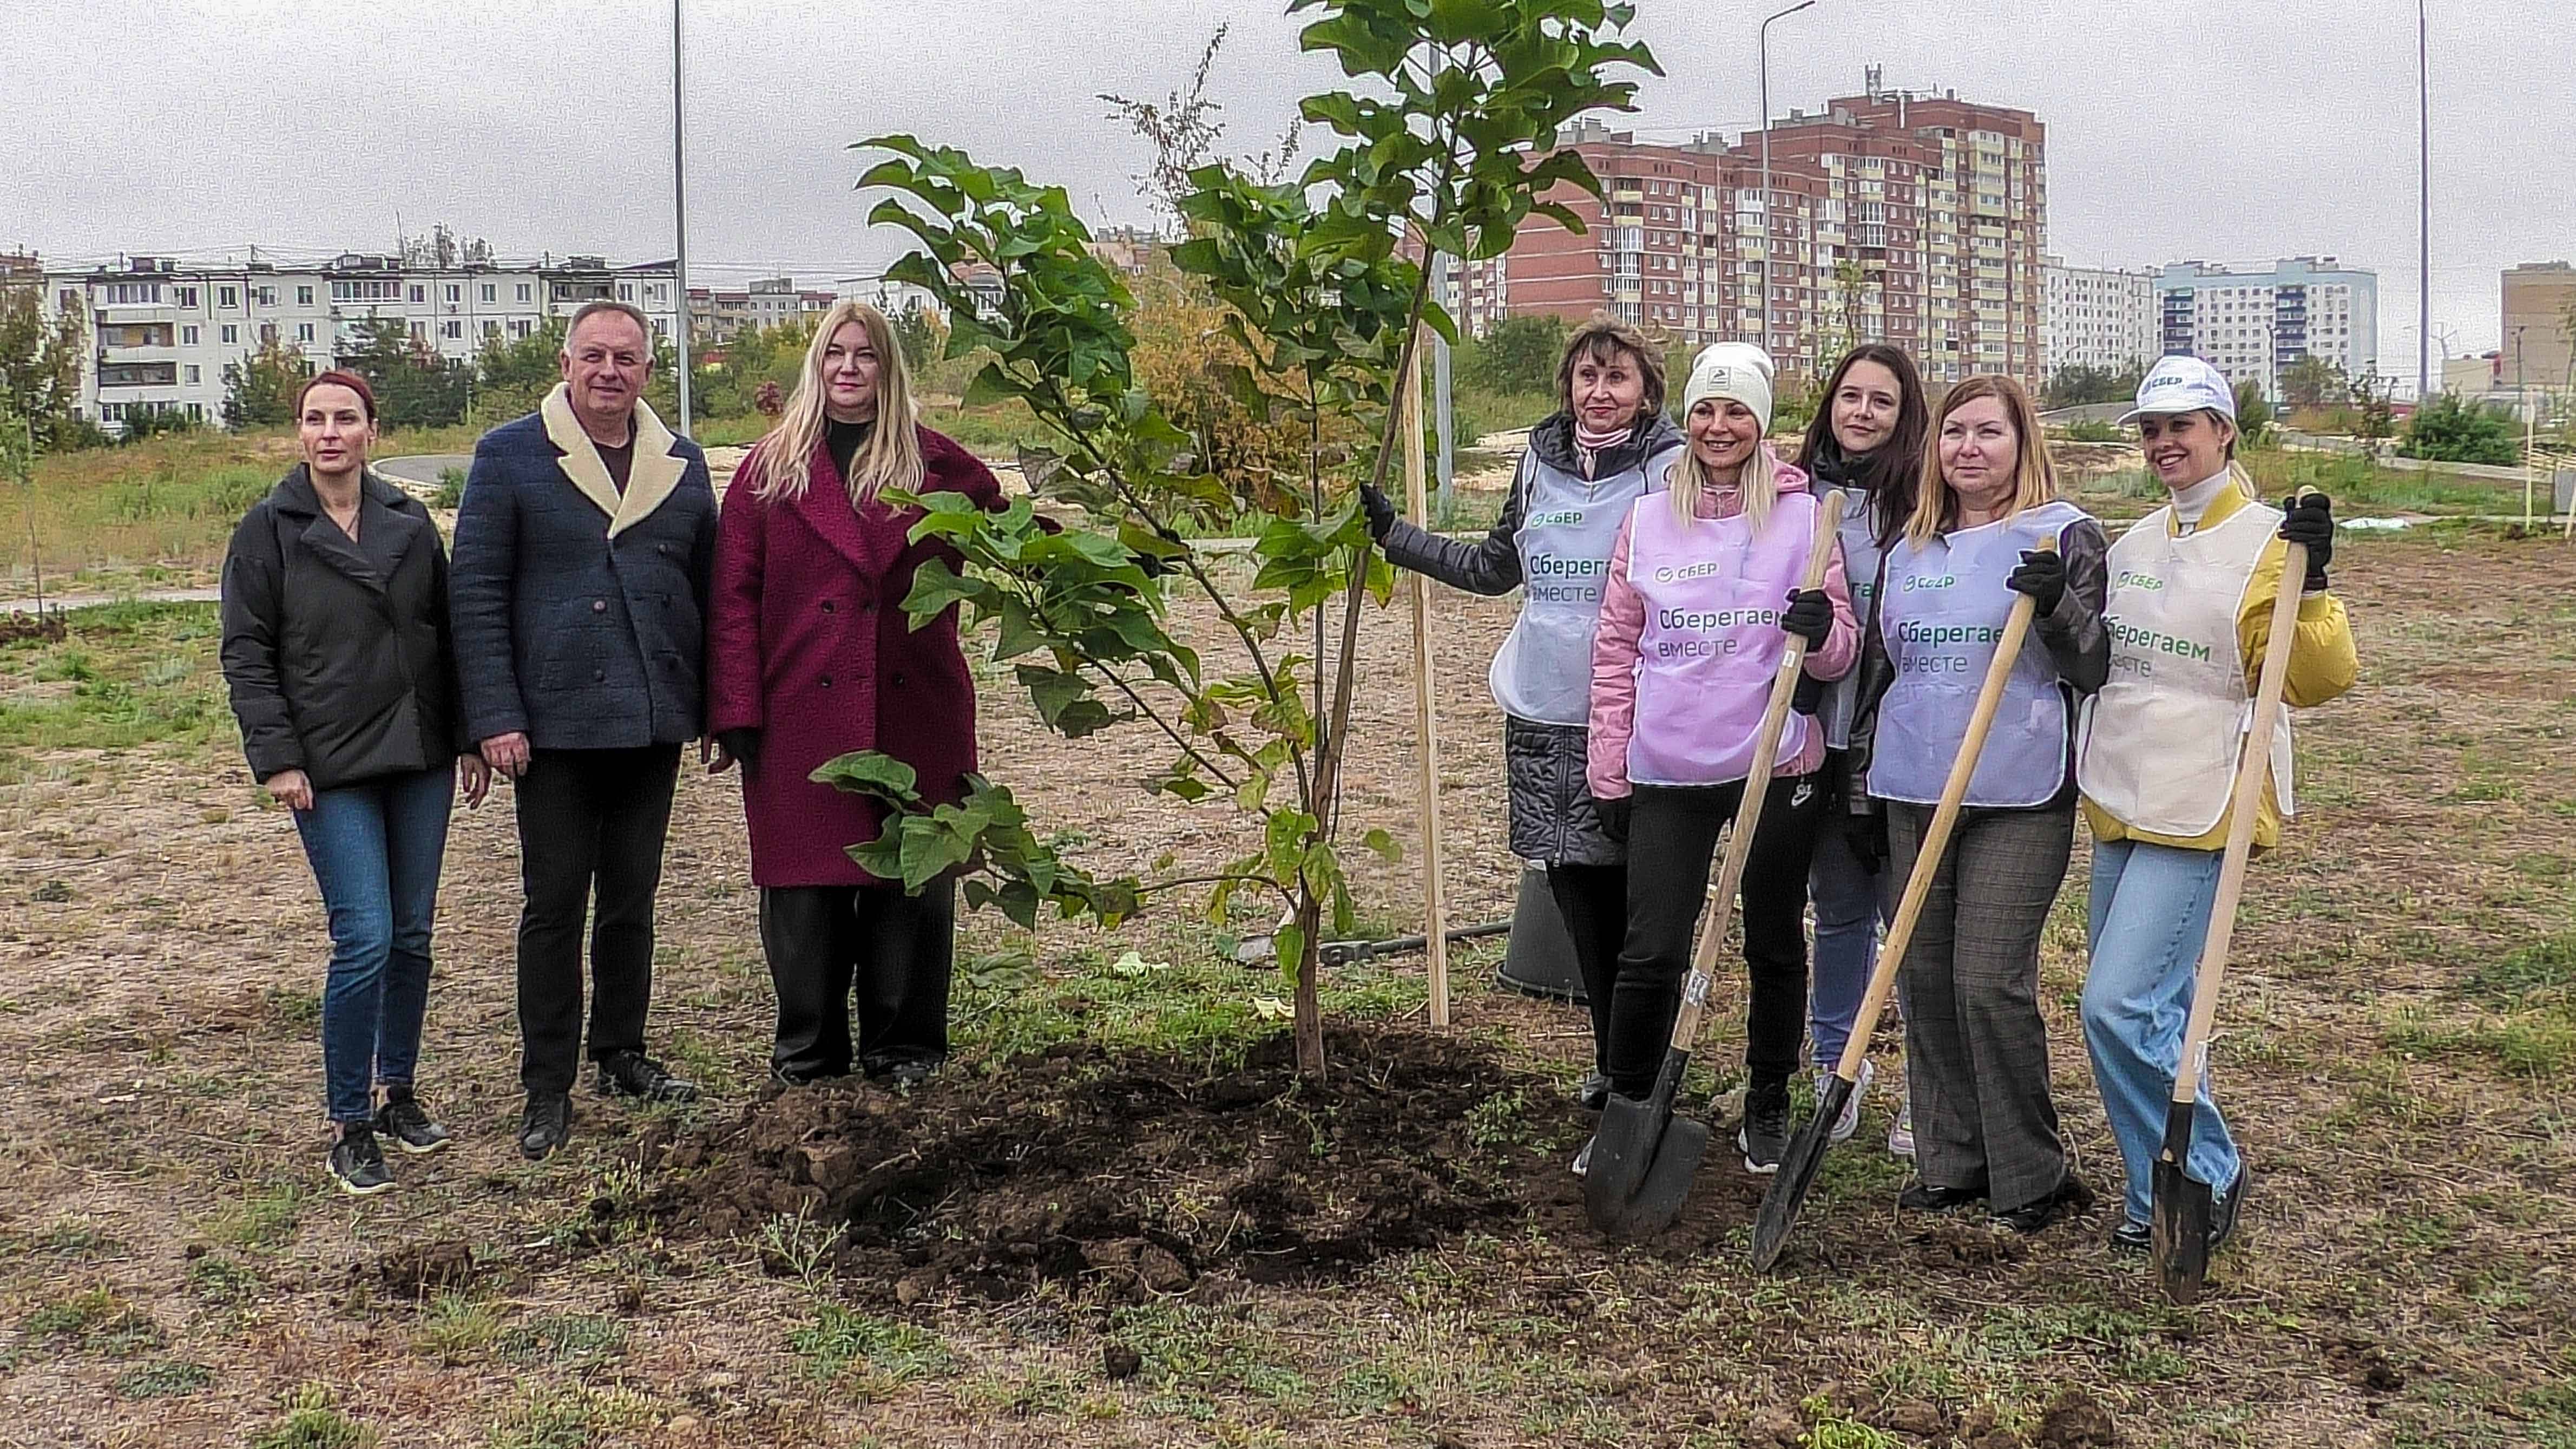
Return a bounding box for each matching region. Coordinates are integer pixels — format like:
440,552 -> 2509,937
250,1383 -> 375,1449
2383,1001 -> 2576,1079
0,601 -> 228,770
499,1313 -> 626,1366
485,1382 -> 663,1449
787,1303 -> 951,1385
183,1253 -> 262,1306
21,1286 -> 164,1358
414,1292 -> 502,1364
2469,933 -> 2576,1005
202,1179 -> 304,1250
114,1358 -> 213,1399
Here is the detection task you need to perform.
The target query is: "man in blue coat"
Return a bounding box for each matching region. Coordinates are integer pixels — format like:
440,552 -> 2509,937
450,300 -> 721,1160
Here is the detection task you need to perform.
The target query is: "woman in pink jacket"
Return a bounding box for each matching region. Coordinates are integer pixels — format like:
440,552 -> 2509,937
1586,344 -> 1858,1176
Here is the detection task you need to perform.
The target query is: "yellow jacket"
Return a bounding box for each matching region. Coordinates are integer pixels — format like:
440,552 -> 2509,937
2082,478 -> 2358,851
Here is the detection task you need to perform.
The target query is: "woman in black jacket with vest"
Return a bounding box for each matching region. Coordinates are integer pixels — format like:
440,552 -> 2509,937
220,371 -> 489,1197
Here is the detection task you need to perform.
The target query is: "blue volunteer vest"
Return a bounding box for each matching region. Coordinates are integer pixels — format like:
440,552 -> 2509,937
1867,500 -> 2090,808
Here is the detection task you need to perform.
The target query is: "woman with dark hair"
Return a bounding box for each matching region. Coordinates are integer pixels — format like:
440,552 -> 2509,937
1847,374 -> 2108,1232
707,300 -> 1008,1087
1361,314 -> 1681,1156
1797,344 -> 1930,1155
221,370 -> 489,1196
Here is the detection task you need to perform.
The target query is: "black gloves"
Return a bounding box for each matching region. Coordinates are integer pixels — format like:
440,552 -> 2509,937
1594,793 -> 1631,844
1358,482 -> 1397,542
2006,548 -> 2066,614
717,727 -> 761,772
1843,809 -> 1886,875
2277,493 -> 2334,592
1781,588 -> 1833,648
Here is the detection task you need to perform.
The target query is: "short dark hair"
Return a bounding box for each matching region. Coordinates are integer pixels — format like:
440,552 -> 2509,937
564,300 -> 654,350
296,369 -> 377,421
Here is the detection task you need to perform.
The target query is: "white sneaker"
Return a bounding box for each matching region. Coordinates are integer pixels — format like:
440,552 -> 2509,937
1572,1136 -> 1594,1178
1887,1087 -> 1916,1158
1818,1058 -> 1874,1144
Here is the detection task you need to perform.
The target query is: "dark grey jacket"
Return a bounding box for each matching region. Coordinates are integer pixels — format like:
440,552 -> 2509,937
1383,411 -> 1683,866
220,468 -> 465,790
448,397 -> 718,750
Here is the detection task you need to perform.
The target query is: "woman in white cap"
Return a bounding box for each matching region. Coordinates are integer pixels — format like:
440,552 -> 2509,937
1585,342 -> 1857,1175
1846,373 -> 2109,1233
1362,316 -> 1681,1129
2078,355 -> 2355,1256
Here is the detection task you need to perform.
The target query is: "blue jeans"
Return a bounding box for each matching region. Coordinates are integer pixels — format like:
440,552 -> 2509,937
2081,839 -> 2240,1225
293,767 -> 455,1124
1807,819 -> 1891,1068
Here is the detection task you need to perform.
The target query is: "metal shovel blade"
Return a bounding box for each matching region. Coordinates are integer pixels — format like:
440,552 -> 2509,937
1583,1050 -> 1707,1237
1750,1074 -> 1853,1271
2150,1103 -> 2213,1304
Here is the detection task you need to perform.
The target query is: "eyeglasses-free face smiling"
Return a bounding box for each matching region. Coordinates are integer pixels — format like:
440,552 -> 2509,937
2137,410 -> 2234,489
1687,397 -> 1763,476
1938,394 -> 2020,521
1830,358 -> 1903,455
1568,348 -> 1647,435
821,322 -> 881,424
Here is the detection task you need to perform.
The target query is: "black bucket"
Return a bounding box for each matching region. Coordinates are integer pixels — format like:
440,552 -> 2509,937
1494,863 -> 1586,1004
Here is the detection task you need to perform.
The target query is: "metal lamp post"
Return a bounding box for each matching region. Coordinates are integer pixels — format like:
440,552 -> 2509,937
1758,1 -> 1816,357
672,0 -> 693,435
2416,0 -> 2430,404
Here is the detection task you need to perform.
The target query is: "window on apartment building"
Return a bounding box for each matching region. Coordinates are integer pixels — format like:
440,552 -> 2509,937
408,285 -> 425,303
618,283 -> 633,301
516,283 -> 532,303
180,325 -> 198,345
295,323 -> 314,342
442,320 -> 462,339
481,284 -> 496,303
175,286 -> 198,308
445,285 -> 461,304
297,286 -> 313,305
410,322 -> 425,341
220,325 -> 238,344
218,285 -> 238,309
184,365 -> 200,384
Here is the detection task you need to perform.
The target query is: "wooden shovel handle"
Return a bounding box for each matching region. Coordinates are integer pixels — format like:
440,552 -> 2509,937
1828,534 -> 2057,1082
2166,528 -> 2310,1106
1664,488 -> 1848,1053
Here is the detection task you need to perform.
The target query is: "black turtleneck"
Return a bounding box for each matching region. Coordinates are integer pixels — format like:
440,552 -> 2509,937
826,416 -> 873,484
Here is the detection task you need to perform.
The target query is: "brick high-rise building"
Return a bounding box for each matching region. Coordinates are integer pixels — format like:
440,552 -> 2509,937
1457,74 -> 2046,388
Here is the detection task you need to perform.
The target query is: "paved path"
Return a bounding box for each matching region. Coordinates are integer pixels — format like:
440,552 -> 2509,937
1,587 -> 220,615
375,454 -> 471,490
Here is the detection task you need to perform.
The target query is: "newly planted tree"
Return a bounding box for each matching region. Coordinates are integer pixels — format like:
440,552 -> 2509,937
832,0 -> 1655,1075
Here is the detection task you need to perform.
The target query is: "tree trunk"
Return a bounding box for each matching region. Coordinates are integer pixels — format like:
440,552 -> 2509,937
1292,888 -> 1326,1079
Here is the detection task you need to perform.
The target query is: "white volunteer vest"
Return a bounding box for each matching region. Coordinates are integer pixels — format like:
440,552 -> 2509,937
2078,500 -> 2296,838
1867,501 -> 2090,808
1489,440 -> 1681,725
1818,501 -> 1890,751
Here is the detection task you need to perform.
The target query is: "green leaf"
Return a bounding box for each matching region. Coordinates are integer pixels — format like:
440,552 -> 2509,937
902,557 -> 986,622
1361,827 -> 1403,864
1274,923 -> 1308,985
811,751 -> 921,803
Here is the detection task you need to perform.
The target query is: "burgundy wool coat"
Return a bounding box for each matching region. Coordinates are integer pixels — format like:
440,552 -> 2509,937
707,427 -> 1003,887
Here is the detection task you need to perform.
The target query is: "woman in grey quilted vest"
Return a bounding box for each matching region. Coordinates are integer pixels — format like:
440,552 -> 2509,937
1362,315 -> 1680,1139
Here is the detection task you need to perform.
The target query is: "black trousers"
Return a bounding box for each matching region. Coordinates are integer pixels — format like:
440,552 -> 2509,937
760,879 -> 957,1078
1546,861 -> 1628,1079
1607,775 -> 1826,1098
513,743 -> 681,1094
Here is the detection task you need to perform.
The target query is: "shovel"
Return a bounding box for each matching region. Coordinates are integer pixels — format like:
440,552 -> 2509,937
1750,536 -> 2056,1271
1585,487 -> 1846,1238
2153,528 -> 2310,1303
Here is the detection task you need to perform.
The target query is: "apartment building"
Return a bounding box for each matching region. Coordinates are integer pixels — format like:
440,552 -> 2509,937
686,276 -> 836,346
2501,261 -> 2575,389
1457,73 -> 2047,387
2154,257 -> 2376,400
2042,257 -> 2158,378
43,252 -> 681,431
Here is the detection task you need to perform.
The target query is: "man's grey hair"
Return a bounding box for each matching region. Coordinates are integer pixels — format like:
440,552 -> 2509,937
563,299 -> 655,351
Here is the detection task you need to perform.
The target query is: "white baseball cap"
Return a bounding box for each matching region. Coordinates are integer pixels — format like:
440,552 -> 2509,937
2119,355 -> 2236,424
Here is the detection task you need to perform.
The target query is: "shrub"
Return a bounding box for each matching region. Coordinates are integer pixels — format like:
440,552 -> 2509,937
2399,394 -> 2521,467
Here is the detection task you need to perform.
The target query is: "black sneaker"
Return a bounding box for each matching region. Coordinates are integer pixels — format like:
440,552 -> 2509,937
328,1124 -> 393,1196
1738,1078 -> 1791,1175
2209,1166 -> 2252,1253
596,1051 -> 698,1103
518,1091 -> 571,1161
1898,1181 -> 1984,1213
1576,1072 -> 1610,1112
1992,1175 -> 2095,1235
2109,1218 -> 2152,1255
374,1088 -> 451,1155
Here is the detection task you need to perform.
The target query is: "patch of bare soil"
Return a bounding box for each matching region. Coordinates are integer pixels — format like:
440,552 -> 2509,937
650,1027 -> 1542,1302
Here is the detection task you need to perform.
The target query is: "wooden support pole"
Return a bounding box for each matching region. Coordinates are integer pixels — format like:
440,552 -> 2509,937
1402,341 -> 1450,1027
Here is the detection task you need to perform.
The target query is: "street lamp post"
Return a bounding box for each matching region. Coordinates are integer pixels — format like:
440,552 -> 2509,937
2416,0 -> 2430,404
671,0 -> 693,435
1759,1 -> 1816,358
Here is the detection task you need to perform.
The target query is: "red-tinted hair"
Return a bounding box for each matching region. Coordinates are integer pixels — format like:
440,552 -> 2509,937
297,370 -> 378,422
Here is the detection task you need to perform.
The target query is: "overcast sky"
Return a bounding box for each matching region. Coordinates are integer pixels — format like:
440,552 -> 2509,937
8,0 -> 2571,362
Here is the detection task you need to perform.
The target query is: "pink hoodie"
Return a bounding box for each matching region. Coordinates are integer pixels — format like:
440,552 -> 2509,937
1586,453 -> 1858,799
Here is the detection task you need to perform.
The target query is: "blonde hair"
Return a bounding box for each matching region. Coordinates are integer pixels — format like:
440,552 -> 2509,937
1906,375 -> 2057,546
1670,415 -> 1783,536
753,301 -> 925,506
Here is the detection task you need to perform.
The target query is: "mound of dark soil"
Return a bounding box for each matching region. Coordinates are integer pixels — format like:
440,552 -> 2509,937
647,1027 -> 1547,1302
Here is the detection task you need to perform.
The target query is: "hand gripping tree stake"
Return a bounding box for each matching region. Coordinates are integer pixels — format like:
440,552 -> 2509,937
2154,526 -> 2310,1303
1584,489 -> 1845,1238
1750,535 -> 2056,1270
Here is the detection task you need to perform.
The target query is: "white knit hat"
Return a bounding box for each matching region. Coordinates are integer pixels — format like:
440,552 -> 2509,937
1683,343 -> 1777,433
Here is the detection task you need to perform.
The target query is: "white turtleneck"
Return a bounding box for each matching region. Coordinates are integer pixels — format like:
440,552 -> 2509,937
2167,466 -> 2235,532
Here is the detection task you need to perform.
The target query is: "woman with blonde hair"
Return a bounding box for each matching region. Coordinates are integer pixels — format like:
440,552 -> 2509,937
706,300 -> 1002,1086
1585,343 -> 1858,1175
1845,373 -> 2109,1231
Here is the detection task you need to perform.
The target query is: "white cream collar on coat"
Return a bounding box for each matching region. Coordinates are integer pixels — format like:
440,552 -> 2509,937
540,382 -> 687,539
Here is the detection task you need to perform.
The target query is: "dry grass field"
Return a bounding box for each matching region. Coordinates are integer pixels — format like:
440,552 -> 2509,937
0,515 -> 2568,1448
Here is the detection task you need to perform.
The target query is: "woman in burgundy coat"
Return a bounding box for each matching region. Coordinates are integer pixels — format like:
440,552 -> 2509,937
707,301 -> 1002,1086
